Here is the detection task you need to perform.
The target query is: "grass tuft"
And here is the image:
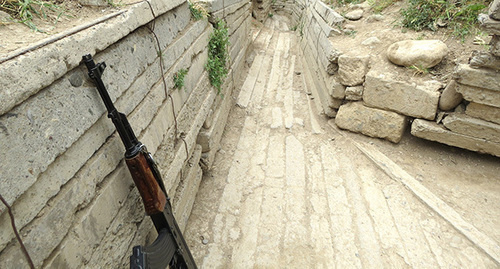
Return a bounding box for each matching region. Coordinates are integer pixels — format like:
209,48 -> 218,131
0,0 -> 63,32
400,0 -> 490,40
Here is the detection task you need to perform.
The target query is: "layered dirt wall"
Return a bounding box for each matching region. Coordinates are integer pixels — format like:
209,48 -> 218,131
0,0 -> 251,267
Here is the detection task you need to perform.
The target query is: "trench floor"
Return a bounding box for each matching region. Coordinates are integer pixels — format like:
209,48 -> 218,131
184,15 -> 500,268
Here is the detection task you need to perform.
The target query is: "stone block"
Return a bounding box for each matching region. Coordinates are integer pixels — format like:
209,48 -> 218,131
172,145 -> 203,231
442,113 -> 500,143
466,102 -> 500,125
338,54 -> 370,86
311,4 -> 340,37
454,64 -> 500,91
469,51 -> 500,71
335,102 -> 408,143
199,77 -> 235,171
0,51 -> 209,263
439,80 -> 463,111
42,166 -> 134,268
197,80 -> 233,153
84,190 -> 146,269
203,0 -> 244,13
314,0 -> 344,26
327,77 -> 345,99
479,13 -> 500,35
212,0 -> 248,20
456,83 -> 500,108
363,71 -> 440,120
345,86 -> 363,101
491,35 -> 500,56
411,119 -> 500,157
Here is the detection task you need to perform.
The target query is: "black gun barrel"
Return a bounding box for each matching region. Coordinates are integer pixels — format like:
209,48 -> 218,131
82,54 -> 141,158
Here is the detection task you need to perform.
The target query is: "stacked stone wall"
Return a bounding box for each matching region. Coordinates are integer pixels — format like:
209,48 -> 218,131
411,1 -> 500,157
274,0 -> 500,157
0,0 -> 251,267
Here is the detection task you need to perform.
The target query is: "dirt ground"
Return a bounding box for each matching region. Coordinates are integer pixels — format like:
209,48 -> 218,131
0,0 -> 131,56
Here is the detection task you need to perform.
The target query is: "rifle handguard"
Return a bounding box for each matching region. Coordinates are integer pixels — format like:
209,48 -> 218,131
126,152 -> 167,215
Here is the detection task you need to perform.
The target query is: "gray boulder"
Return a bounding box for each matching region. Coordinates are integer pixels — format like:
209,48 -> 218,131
386,40 -> 448,68
345,10 -> 363,21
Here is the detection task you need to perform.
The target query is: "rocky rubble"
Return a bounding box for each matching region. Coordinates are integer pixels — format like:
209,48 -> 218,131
280,0 -> 500,157
411,0 -> 500,157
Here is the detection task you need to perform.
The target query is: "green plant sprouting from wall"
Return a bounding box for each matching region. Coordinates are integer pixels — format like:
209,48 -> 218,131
173,68 -> 188,89
189,1 -> 208,21
206,19 -> 230,95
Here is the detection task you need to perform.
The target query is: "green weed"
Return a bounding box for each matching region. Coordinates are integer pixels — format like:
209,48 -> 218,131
335,0 -> 362,5
400,0 -> 490,40
189,1 -> 208,21
206,19 -> 230,94
0,0 -> 63,32
408,64 -> 429,76
370,0 -> 400,12
173,68 -> 188,89
344,29 -> 357,37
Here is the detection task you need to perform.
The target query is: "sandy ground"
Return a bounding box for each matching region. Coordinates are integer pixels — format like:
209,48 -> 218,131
184,12 -> 500,267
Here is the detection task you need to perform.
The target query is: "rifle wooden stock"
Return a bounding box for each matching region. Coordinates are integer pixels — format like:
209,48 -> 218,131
126,153 -> 167,215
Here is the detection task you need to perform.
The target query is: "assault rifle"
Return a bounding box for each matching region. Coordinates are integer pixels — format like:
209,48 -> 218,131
82,54 -> 197,269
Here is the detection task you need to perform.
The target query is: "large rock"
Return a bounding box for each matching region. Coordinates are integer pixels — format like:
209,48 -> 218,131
439,80 -> 463,111
345,9 -> 363,21
411,119 -> 500,157
386,40 -> 448,68
338,54 -> 370,86
335,102 -> 408,143
442,113 -> 500,144
490,0 -> 500,20
466,102 -> 500,125
363,71 -> 440,120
